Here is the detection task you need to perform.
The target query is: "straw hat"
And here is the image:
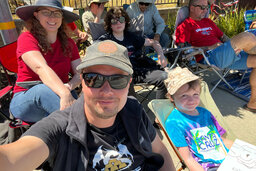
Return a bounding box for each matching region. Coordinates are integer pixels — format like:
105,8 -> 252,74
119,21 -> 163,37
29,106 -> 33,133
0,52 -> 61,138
165,67 -> 199,95
15,0 -> 79,23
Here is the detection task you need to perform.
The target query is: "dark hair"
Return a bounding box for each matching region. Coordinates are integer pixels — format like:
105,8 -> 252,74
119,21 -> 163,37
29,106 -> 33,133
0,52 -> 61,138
189,0 -> 205,7
104,7 -> 130,33
23,15 -> 71,57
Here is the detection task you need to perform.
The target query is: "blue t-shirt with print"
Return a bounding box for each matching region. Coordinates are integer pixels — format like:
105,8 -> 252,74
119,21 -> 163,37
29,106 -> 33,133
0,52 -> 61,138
165,107 -> 228,170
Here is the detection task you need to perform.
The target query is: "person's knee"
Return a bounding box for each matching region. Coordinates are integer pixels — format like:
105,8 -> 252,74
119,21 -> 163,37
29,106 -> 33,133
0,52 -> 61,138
160,33 -> 170,48
231,32 -> 256,50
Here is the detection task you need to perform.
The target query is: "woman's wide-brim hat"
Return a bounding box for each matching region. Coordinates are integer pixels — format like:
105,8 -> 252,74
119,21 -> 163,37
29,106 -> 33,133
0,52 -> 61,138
15,0 -> 79,23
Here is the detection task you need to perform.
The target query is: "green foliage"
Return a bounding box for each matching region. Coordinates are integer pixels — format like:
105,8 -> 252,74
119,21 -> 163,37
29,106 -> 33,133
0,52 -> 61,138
166,11 -> 177,36
212,9 -> 246,38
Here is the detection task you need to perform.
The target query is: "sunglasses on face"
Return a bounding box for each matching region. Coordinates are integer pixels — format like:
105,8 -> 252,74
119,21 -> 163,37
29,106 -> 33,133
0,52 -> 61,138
139,2 -> 150,6
38,9 -> 63,18
94,2 -> 104,7
111,16 -> 125,25
82,73 -> 131,89
192,4 -> 209,10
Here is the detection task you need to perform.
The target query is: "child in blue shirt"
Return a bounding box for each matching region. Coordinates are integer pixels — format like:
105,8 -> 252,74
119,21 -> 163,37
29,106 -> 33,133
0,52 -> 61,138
164,67 -> 233,171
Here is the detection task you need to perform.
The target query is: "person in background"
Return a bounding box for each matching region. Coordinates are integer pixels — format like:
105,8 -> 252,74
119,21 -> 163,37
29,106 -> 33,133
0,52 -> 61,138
126,0 -> 170,48
82,0 -> 109,43
165,67 -> 233,171
98,7 -> 168,99
176,0 -> 256,113
10,0 -> 81,123
0,40 -> 176,171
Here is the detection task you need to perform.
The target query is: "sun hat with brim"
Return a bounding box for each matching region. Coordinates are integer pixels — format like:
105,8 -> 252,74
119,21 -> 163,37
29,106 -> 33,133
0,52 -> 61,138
88,0 -> 109,6
165,67 -> 199,95
136,0 -> 154,4
15,0 -> 79,23
77,40 -> 133,75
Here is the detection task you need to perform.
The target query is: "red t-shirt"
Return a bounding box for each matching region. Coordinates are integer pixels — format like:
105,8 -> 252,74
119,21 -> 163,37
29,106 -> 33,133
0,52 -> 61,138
14,32 -> 80,93
67,22 -> 77,31
176,18 -> 223,61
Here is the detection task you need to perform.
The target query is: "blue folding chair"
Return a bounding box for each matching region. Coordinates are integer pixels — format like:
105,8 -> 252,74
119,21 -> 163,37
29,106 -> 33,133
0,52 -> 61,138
244,10 -> 256,31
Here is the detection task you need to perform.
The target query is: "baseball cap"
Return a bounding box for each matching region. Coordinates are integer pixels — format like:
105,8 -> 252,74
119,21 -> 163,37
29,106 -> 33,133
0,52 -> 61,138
165,67 -> 199,95
76,40 -> 133,75
88,0 -> 109,6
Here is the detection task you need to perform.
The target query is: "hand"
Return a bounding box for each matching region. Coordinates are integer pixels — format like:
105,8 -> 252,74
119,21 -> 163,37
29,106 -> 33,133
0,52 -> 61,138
96,4 -> 105,17
208,42 -> 222,50
154,34 -> 160,42
158,54 -> 168,67
78,32 -> 88,42
59,93 -> 75,110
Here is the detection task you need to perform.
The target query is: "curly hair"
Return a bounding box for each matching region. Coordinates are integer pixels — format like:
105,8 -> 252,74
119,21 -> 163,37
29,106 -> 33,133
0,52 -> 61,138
23,15 -> 71,57
104,7 -> 130,33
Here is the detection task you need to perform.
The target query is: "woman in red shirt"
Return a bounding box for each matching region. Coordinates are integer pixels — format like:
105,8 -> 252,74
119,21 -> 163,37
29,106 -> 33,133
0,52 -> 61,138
10,0 -> 81,122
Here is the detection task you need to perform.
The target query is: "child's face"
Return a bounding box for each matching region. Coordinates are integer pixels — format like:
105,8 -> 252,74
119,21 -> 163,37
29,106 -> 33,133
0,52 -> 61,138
172,83 -> 201,115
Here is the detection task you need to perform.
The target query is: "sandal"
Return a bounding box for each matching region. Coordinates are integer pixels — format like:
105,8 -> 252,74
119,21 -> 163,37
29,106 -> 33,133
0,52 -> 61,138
243,104 -> 256,113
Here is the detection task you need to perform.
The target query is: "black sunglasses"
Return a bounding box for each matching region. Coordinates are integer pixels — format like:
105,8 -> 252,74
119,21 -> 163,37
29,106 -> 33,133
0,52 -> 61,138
94,2 -> 103,7
139,2 -> 150,6
111,16 -> 125,25
82,73 -> 131,89
192,4 -> 208,10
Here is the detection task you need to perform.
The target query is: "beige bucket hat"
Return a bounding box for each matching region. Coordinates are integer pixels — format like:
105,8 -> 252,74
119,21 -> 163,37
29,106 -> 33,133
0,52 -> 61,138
165,67 -> 199,95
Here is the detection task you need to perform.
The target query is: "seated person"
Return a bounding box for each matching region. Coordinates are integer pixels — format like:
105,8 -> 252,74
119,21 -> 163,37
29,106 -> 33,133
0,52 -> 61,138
98,7 -> 168,99
82,0 -> 109,43
165,67 -> 233,171
0,40 -> 176,171
10,0 -> 81,123
176,0 -> 256,112
126,0 -> 170,48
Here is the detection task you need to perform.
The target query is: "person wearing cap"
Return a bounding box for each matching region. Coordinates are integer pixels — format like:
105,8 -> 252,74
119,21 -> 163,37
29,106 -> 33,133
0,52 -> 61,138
164,67 -> 233,171
98,7 -> 168,99
81,0 -> 109,44
9,0 -> 81,123
0,40 -> 176,171
126,0 -> 170,48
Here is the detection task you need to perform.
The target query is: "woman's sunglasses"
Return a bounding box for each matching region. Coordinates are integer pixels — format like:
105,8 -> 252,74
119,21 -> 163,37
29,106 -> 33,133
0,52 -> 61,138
82,73 -> 131,89
139,2 -> 150,6
192,4 -> 208,10
111,16 -> 125,25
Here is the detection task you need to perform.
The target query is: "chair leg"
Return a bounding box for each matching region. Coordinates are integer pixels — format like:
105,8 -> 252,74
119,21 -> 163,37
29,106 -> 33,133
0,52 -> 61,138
210,68 -> 234,93
140,85 -> 157,104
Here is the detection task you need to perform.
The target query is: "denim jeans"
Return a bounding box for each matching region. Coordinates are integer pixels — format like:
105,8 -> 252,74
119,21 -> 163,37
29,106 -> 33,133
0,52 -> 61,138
10,84 -> 77,123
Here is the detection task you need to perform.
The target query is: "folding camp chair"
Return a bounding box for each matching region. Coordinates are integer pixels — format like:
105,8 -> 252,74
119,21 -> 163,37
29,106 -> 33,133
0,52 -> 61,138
88,21 -> 158,104
0,42 -> 30,135
148,81 -> 236,171
169,6 -> 235,93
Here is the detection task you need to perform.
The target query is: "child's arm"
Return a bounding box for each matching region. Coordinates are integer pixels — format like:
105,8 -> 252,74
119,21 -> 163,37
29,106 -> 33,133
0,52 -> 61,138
177,146 -> 204,171
221,136 -> 233,149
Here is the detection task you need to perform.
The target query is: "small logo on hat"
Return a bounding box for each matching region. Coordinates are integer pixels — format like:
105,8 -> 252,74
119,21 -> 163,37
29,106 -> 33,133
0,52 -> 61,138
98,41 -> 118,53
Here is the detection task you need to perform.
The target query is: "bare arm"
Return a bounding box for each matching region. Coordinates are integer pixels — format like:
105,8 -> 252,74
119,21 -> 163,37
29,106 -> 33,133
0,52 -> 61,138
22,51 -> 75,110
65,58 -> 82,91
94,4 -> 104,23
177,146 -> 204,171
0,136 -> 49,171
144,38 -> 167,67
221,136 -> 233,149
152,134 -> 176,171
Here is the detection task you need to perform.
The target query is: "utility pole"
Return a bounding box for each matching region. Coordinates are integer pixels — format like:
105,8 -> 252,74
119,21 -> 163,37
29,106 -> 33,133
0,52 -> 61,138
0,0 -> 18,45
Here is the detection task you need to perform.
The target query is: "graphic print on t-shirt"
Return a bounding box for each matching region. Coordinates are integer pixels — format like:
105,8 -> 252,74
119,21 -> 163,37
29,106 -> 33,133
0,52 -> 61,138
190,125 -> 227,161
195,27 -> 213,36
92,143 -> 136,170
